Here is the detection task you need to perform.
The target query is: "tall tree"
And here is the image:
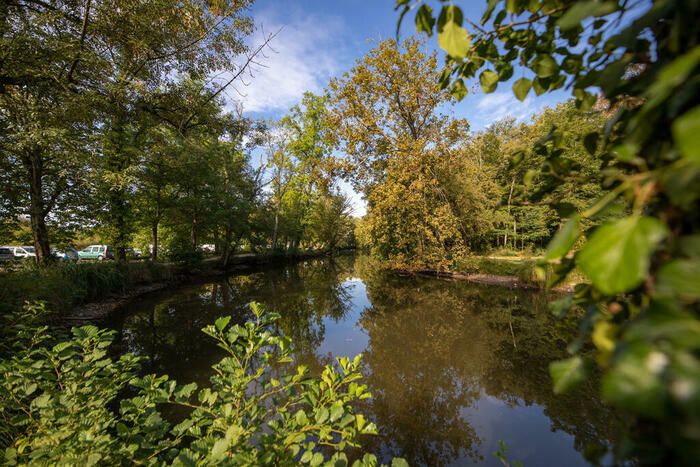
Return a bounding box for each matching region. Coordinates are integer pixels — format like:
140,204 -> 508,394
328,38 -> 487,268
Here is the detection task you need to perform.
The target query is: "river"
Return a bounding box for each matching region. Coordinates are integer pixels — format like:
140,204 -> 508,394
105,254 -> 624,466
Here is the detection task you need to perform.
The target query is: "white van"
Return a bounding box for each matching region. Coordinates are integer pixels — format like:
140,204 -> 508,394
2,246 -> 37,259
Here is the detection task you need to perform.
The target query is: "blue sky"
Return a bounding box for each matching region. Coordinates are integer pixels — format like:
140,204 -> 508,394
227,0 -> 570,214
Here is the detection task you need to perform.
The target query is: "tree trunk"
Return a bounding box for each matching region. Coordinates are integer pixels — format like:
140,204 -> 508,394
113,190 -> 128,261
191,208 -> 198,250
151,221 -> 159,262
151,187 -> 161,261
25,149 -> 51,265
272,200 -> 281,250
221,226 -> 233,267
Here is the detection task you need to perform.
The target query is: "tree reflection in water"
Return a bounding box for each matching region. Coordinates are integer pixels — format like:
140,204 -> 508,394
107,255 -> 626,466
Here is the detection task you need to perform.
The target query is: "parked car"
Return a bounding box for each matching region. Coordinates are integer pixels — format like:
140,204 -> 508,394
2,246 -> 36,259
52,247 -> 80,262
199,244 -> 215,253
125,248 -> 143,258
0,247 -> 14,262
78,245 -> 113,261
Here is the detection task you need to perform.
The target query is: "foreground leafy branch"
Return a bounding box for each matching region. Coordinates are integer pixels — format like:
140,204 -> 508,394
0,303 -> 402,466
398,0 -> 700,463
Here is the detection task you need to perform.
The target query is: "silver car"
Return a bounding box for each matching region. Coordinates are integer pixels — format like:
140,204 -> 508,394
52,247 -> 80,262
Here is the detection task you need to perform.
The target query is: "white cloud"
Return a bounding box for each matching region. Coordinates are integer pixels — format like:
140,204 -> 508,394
218,11 -> 348,115
475,91 -> 538,123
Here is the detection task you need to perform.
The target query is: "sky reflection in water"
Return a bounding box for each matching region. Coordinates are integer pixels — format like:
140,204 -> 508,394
106,255 -> 624,466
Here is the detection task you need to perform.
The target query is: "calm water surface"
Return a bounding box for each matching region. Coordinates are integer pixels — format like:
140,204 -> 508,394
106,255 -> 623,466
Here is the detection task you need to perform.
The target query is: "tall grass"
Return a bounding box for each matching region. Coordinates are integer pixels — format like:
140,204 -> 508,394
0,262 -> 172,316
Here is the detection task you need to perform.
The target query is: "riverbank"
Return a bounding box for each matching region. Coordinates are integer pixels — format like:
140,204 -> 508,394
393,255 -> 580,292
0,249 -> 343,323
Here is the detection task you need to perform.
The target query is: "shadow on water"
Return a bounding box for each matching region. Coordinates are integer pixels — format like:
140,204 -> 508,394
105,254 -> 626,466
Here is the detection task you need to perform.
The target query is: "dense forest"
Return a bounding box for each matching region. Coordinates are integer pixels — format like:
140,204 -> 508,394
1,0 -> 699,465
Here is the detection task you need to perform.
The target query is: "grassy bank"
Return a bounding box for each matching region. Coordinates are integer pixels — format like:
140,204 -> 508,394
0,262 -> 173,317
455,255 -> 539,278
390,255 -> 584,290
0,249 -> 350,319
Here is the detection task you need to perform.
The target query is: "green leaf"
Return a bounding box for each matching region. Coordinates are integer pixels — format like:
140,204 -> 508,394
214,316 -> 231,331
395,5 -> 410,38
544,216 -> 580,261
610,142 -> 639,162
532,77 -> 548,95
512,78 -> 532,101
479,70 -> 499,93
330,402 -> 344,422
577,216 -> 668,295
315,407 -> 329,424
32,393 -> 51,408
481,0 -> 499,25
602,344 -> 667,418
592,320 -> 616,364
300,450 -> 313,463
672,105 -> 700,165
391,459 -> 410,467
210,438 -> 228,461
556,1 -> 618,30
310,452 -> 324,466
415,4 -> 435,36
438,20 -> 470,59
656,259 -> 700,301
295,409 -> 309,426
533,55 -> 558,78
451,79 -> 468,101
550,356 -> 589,394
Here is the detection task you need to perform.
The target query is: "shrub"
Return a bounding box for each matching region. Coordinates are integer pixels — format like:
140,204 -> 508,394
164,236 -> 204,270
0,302 -> 400,466
0,262 -> 172,317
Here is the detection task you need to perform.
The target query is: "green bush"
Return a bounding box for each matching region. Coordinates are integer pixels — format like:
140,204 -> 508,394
164,236 -> 204,270
0,302 -> 400,466
0,262 -> 172,317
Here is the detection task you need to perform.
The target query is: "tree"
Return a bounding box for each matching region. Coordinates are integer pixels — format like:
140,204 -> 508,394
1,0 -> 262,263
265,127 -> 295,251
399,0 -> 700,461
306,191 -> 355,251
0,0 -> 101,264
328,38 -> 494,268
278,92 -> 336,251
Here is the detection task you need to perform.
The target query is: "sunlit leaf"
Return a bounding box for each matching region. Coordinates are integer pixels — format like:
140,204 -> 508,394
544,215 -> 580,261
592,320 -> 616,365
577,216 -> 668,295
479,70 -> 499,93
533,55 -> 558,78
512,78 -> 532,101
451,79 -> 468,100
438,20 -> 470,59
